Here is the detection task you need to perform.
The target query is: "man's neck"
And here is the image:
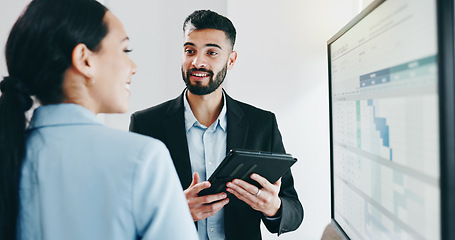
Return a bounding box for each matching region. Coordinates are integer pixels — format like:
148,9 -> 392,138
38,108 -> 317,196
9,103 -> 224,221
186,87 -> 224,127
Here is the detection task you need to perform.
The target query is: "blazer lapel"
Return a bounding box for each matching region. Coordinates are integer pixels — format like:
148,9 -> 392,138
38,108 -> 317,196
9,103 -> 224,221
225,91 -> 249,152
162,92 -> 193,189
224,91 -> 251,239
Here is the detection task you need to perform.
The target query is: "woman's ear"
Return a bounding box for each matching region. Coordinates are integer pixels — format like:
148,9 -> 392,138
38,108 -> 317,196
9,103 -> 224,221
71,43 -> 95,83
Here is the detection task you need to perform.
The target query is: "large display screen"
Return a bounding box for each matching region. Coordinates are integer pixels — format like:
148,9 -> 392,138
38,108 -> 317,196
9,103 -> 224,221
328,0 -> 440,239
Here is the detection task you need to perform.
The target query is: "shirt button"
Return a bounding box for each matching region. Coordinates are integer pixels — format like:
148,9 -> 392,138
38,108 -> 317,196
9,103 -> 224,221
210,228 -> 214,232
208,161 -> 212,165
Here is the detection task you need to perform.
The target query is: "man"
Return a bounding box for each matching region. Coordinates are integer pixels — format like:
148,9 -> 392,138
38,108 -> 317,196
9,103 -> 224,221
129,10 -> 303,240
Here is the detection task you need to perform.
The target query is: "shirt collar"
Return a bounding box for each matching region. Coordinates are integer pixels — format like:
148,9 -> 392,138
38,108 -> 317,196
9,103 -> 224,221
183,89 -> 227,132
28,103 -> 103,130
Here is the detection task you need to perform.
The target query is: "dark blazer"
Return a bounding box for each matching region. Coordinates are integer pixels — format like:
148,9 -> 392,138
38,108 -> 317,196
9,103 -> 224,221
129,90 -> 304,239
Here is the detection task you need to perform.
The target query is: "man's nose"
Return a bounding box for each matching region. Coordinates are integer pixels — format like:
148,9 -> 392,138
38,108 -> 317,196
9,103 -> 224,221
191,54 -> 207,69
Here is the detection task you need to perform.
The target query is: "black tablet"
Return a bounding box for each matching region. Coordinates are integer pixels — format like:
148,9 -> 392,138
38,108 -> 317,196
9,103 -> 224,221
198,149 -> 297,204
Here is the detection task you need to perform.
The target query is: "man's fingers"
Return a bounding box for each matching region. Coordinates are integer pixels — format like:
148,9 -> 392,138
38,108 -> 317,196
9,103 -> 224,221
201,192 -> 228,204
226,181 -> 259,202
191,198 -> 229,221
188,192 -> 228,207
251,173 -> 273,189
274,178 -> 282,187
186,181 -> 211,196
189,172 -> 200,188
185,172 -> 231,221
226,186 -> 255,206
229,179 -> 259,195
194,172 -> 200,185
200,198 -> 229,214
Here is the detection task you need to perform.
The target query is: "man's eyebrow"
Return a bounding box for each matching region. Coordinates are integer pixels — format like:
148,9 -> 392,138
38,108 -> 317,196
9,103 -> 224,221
206,43 -> 222,50
183,42 -> 222,50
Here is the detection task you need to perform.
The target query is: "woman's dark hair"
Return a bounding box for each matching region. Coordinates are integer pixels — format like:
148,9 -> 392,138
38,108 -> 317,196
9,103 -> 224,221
0,0 -> 108,238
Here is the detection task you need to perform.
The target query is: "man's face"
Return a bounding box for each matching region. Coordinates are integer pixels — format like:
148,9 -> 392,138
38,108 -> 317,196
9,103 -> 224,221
181,29 -> 237,95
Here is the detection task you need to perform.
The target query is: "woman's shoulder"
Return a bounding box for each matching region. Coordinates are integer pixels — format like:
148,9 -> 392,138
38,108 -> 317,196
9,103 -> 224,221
96,126 -> 167,152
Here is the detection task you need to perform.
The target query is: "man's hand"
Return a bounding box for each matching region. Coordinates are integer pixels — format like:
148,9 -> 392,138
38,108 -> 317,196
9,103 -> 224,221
226,174 -> 282,217
184,172 -> 229,221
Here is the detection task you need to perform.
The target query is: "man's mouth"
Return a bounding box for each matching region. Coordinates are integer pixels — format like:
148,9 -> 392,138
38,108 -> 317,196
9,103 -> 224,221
189,69 -> 212,79
191,72 -> 210,77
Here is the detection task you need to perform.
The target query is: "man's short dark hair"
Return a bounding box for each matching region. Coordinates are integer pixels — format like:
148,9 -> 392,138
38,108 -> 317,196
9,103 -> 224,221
183,10 -> 236,48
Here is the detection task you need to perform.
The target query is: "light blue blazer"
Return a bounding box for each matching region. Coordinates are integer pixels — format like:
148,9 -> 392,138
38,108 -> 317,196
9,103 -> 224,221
18,104 -> 198,240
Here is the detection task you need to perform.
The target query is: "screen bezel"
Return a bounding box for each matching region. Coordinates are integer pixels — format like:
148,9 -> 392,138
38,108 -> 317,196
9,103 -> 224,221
327,0 -> 455,239
436,0 -> 455,239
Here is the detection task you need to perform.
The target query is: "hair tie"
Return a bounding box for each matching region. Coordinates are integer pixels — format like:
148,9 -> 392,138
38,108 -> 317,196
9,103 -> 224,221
0,76 -> 33,111
0,76 -> 30,95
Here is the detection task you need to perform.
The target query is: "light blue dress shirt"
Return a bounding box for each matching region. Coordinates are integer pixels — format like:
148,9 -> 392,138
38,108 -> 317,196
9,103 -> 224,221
184,92 -> 227,240
18,103 -> 198,240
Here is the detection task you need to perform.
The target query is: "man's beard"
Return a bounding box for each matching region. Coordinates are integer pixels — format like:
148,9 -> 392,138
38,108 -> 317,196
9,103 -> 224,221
181,64 -> 228,95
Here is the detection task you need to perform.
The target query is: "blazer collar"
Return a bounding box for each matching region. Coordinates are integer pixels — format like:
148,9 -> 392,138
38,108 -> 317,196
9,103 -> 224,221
168,88 -> 250,152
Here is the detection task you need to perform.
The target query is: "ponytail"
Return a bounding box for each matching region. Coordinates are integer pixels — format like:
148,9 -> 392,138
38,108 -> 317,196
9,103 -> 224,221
0,76 -> 33,240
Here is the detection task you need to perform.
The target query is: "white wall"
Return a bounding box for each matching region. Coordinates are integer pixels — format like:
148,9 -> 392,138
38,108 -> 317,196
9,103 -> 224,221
0,0 -> 374,238
0,0 -> 30,77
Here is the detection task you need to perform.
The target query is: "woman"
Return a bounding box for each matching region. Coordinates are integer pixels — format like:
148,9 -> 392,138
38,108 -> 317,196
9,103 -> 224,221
0,0 -> 198,239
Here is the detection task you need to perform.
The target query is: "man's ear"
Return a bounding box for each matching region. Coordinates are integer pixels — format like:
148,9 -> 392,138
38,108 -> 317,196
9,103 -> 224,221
227,50 -> 237,70
71,43 -> 95,81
